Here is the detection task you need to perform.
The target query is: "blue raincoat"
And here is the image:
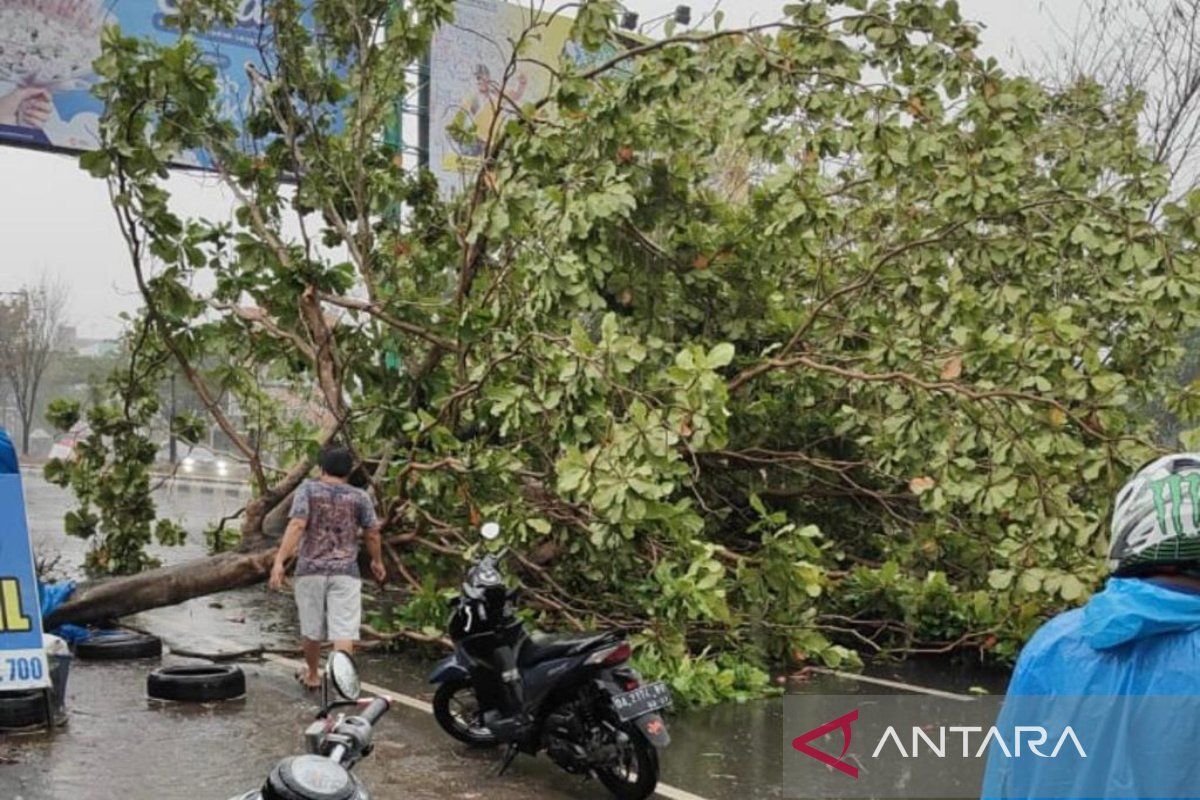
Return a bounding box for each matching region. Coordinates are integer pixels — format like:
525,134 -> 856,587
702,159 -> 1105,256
0,426 -> 16,474
982,577 -> 1200,799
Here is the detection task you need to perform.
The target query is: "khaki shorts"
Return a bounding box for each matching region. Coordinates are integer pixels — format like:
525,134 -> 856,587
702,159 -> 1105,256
294,574 -> 362,641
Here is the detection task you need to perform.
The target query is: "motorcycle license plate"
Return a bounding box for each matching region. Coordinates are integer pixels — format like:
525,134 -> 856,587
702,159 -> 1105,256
612,682 -> 671,722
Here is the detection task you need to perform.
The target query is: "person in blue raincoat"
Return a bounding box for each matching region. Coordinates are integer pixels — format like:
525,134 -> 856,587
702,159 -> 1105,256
983,453 -> 1200,800
0,426 -> 16,474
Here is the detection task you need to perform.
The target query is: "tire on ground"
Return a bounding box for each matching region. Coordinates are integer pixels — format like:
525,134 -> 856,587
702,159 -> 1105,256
74,631 -> 163,661
147,665 -> 246,702
0,690 -> 51,730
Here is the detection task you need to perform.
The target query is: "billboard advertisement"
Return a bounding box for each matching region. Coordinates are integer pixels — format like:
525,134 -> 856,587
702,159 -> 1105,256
427,0 -> 626,194
0,0 -> 268,167
0,473 -> 50,692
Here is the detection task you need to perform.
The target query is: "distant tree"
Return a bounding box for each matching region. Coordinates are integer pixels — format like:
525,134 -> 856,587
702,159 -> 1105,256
1045,0 -> 1200,440
1048,0 -> 1200,203
0,277 -> 68,454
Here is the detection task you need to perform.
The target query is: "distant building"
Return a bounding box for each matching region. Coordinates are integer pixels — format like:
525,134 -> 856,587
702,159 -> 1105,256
73,338 -> 120,358
58,325 -> 78,348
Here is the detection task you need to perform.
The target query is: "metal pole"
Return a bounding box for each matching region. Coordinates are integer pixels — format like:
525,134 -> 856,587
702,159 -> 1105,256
42,686 -> 54,730
418,52 -> 431,169
168,373 -> 177,465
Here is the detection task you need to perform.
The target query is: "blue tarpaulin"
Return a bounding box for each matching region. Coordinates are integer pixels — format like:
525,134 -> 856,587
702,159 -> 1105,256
36,580 -> 89,644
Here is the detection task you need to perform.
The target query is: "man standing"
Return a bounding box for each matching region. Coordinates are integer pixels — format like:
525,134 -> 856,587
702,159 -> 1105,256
269,445 -> 385,689
0,426 -> 17,474
983,453 -> 1200,798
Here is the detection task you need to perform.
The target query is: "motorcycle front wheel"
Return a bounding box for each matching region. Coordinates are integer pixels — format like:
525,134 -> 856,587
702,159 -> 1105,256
432,679 -> 499,747
595,722 -> 659,800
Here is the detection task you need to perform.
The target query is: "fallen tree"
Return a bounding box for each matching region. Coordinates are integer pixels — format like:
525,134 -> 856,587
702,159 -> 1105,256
46,549 -> 276,628
48,0 -> 1200,705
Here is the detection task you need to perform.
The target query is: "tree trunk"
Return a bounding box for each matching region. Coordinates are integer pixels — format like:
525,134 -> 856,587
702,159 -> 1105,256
45,548 -> 277,628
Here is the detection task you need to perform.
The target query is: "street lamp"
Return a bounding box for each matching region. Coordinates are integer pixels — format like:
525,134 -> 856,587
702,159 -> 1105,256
618,5 -> 692,33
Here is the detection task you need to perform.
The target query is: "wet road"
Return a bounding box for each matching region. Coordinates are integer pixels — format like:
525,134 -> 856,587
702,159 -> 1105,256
24,470 -> 248,579
6,475 -> 622,800
2,653 -> 617,800
5,471 -> 1008,800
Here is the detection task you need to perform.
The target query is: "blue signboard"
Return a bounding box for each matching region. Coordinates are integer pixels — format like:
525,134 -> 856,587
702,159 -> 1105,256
0,0 -> 269,167
0,473 -> 50,690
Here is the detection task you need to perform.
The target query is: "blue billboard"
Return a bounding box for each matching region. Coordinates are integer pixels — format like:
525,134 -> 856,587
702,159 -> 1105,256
0,473 -> 50,691
0,0 -> 268,167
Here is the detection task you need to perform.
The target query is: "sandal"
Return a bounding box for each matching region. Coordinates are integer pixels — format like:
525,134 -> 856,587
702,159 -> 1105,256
294,670 -> 321,691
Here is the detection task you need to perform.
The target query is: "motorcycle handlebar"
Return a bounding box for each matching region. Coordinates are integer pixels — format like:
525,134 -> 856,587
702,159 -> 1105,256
359,696 -> 391,726
480,546 -> 509,565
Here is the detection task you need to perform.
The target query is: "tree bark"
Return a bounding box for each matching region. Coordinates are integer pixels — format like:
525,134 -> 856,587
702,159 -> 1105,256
45,548 -> 277,628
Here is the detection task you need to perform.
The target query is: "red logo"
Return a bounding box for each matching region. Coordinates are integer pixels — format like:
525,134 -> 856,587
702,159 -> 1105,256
791,709 -> 859,778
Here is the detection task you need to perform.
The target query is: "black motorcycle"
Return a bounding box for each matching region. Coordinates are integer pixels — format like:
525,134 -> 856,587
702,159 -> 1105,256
229,652 -> 391,800
429,522 -> 671,800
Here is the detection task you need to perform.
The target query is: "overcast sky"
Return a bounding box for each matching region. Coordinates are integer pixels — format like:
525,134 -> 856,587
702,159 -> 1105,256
0,0 -> 1091,339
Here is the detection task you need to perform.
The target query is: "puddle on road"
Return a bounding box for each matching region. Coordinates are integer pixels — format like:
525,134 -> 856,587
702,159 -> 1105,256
3,657 -> 307,800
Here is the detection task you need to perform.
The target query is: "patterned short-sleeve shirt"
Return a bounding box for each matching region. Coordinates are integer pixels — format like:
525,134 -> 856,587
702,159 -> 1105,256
289,479 -> 379,577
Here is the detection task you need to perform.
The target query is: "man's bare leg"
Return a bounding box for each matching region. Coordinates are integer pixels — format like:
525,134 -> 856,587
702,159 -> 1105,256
332,639 -> 354,655
302,638 -> 322,688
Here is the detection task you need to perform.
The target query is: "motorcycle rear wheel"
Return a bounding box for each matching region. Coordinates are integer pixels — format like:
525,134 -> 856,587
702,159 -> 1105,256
432,679 -> 499,747
595,722 -> 659,800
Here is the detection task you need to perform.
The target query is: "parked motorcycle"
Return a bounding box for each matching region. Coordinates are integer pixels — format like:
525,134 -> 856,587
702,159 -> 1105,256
429,522 -> 671,800
229,651 -> 391,800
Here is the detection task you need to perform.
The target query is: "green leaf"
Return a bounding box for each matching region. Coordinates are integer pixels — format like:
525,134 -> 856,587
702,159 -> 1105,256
707,342 -> 736,368
1060,575 -> 1085,601
988,569 -> 1014,590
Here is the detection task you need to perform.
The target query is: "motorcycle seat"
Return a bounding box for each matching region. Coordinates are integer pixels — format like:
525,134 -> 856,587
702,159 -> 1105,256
518,630 -> 619,666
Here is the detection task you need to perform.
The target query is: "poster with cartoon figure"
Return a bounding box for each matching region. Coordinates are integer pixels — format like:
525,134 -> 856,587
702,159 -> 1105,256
0,0 -> 271,167
0,0 -> 106,149
429,0 -> 583,195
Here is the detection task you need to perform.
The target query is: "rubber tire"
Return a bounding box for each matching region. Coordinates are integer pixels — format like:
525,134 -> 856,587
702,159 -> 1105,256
75,631 -> 162,661
595,723 -> 659,800
147,665 -> 246,702
432,680 -> 499,747
0,690 -> 51,731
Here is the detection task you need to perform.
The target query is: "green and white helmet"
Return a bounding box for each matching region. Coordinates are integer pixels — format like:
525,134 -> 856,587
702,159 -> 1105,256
1109,453 -> 1200,575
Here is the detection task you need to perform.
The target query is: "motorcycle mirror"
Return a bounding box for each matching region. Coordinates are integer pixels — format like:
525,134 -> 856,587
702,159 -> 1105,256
480,521 -> 501,540
327,651 -> 361,701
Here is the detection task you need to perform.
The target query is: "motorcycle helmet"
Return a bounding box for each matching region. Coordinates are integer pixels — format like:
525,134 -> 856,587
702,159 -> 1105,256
1109,453 -> 1200,575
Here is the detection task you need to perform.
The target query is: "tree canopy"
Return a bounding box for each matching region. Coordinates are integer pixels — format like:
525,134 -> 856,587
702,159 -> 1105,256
58,0 -> 1200,703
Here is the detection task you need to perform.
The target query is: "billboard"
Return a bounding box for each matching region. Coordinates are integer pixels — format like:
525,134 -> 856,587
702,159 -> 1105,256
426,0 -> 627,194
0,0 -> 268,167
0,473 -> 50,692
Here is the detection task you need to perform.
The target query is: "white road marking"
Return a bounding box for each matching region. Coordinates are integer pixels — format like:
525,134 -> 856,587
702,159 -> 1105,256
804,667 -> 976,701
264,652 -> 433,714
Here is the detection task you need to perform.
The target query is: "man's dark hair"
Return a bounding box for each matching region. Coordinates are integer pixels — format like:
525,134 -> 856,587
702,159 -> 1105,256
318,445 -> 354,478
